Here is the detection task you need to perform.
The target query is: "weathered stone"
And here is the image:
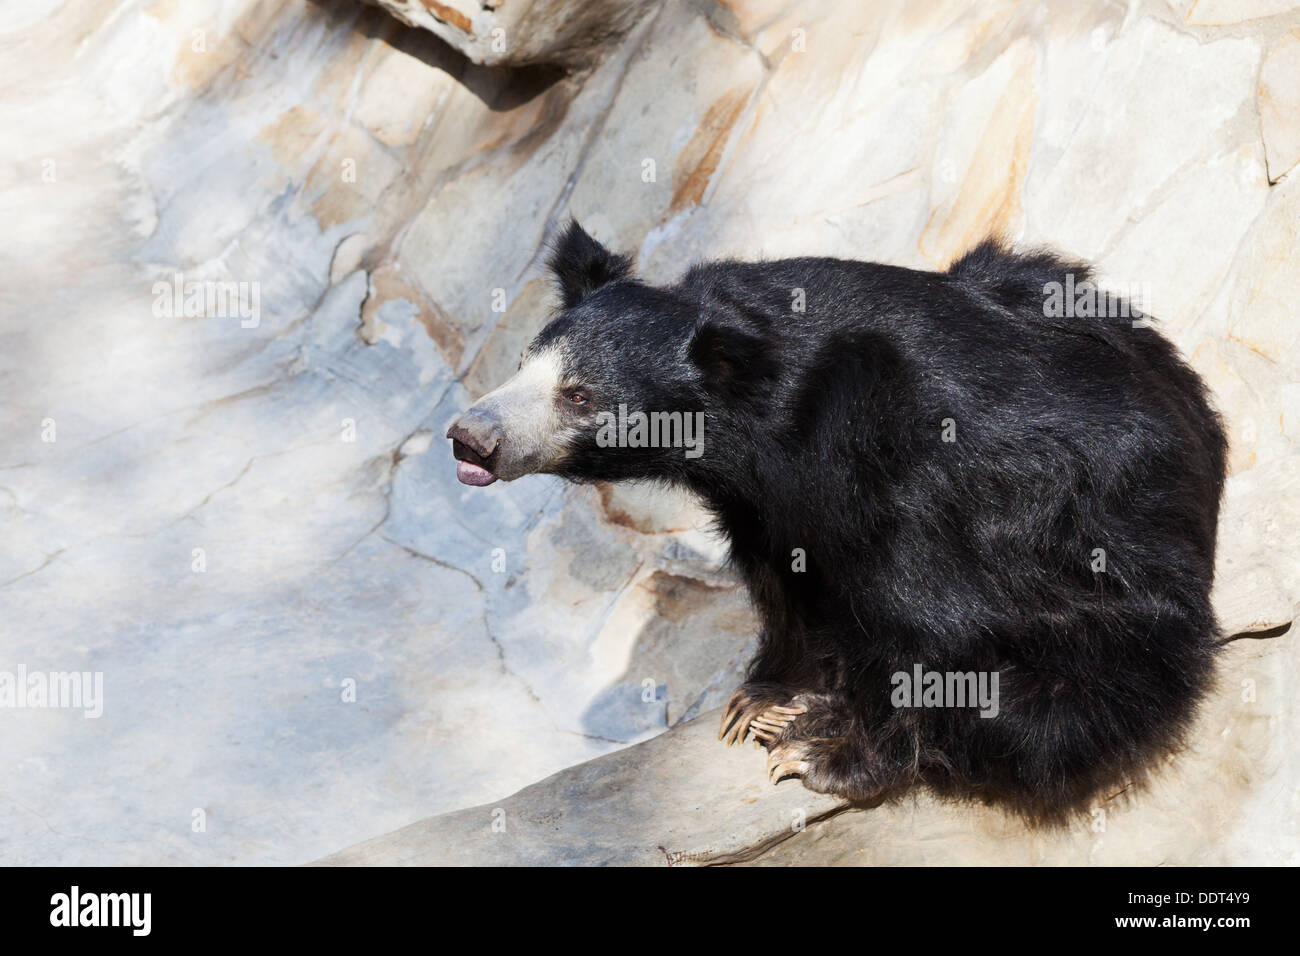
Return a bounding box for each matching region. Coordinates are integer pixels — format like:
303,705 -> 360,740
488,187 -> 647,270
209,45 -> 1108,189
1185,0 -> 1299,25
920,37 -> 1038,266
313,706 -> 845,866
1260,28 -> 1300,182
361,0 -> 652,68
1024,17 -> 1259,260
1097,143 -> 1268,342
562,0 -> 766,276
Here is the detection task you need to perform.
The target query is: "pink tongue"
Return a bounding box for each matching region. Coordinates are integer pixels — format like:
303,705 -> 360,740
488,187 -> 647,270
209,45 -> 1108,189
457,460 -> 498,486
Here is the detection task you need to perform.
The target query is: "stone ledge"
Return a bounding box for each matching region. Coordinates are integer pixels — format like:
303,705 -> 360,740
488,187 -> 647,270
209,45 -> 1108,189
314,627 -> 1295,867
313,705 -> 845,866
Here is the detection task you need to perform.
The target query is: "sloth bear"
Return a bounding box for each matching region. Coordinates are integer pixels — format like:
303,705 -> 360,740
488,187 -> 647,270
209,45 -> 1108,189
447,221 -> 1227,823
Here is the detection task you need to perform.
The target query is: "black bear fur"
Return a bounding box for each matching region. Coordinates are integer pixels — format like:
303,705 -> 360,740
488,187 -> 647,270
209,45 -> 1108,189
524,222 -> 1229,822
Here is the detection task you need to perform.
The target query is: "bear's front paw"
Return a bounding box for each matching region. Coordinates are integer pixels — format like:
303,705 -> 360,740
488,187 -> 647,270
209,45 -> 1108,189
765,736 -> 848,791
718,685 -> 807,747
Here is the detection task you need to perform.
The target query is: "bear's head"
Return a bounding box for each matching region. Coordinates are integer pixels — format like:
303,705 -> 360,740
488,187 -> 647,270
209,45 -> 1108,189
446,221 -> 771,487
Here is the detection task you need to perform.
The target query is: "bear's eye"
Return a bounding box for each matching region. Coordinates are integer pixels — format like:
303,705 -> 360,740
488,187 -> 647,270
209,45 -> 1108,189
566,389 -> 588,406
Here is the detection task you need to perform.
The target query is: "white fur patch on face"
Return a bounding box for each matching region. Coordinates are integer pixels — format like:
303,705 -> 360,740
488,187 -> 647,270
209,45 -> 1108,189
471,346 -> 580,476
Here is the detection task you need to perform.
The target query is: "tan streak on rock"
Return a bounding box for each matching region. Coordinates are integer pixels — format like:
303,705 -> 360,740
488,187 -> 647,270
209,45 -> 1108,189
362,262 -> 465,368
422,0 -> 473,34
258,105 -> 328,171
1227,331 -> 1284,364
920,57 -> 1036,267
169,31 -> 244,90
594,482 -> 699,535
671,85 -> 752,214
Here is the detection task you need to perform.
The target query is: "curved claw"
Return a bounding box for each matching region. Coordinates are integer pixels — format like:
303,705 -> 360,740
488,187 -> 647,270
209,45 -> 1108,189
718,715 -> 732,741
769,705 -> 808,715
768,758 -> 810,783
724,706 -> 756,746
752,703 -> 808,740
720,689 -> 760,746
718,691 -> 749,742
720,694 -> 809,747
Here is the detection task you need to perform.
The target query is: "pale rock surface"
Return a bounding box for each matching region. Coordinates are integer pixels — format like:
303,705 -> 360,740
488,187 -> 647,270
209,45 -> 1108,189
1260,28 -> 1300,182
1186,0 -> 1300,25
1,0 -> 1297,866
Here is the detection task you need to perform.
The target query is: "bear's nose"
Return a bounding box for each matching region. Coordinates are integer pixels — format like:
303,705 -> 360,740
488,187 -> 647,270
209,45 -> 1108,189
446,409 -> 502,463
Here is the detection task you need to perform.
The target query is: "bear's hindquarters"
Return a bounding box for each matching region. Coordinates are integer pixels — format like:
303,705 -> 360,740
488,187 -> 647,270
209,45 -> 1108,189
918,598 -> 1220,822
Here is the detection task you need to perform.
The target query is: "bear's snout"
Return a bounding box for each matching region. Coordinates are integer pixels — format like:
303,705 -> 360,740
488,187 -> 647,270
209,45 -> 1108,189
447,415 -> 500,460
447,411 -> 502,486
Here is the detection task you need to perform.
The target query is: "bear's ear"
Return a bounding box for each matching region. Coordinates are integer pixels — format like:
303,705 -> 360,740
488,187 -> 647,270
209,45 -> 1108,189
548,220 -> 634,309
687,315 -> 776,396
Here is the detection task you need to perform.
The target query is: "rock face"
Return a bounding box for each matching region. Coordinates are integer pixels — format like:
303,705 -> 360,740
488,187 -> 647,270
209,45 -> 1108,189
360,0 -> 652,67
1,0 -> 1298,866
1260,28 -> 1300,182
